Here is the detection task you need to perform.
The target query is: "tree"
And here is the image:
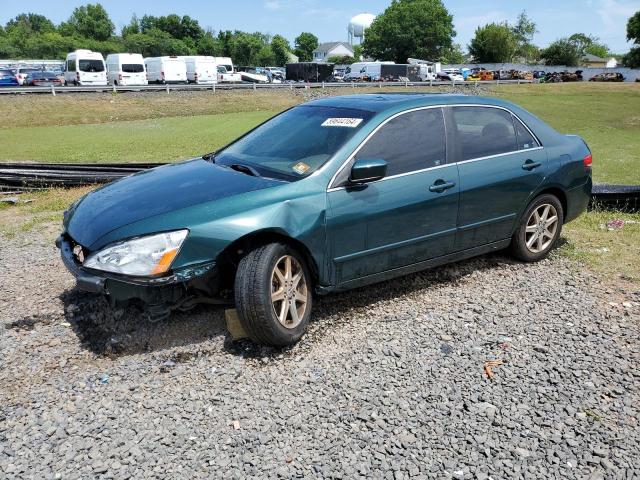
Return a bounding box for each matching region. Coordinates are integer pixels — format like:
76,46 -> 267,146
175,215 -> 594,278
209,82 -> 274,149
140,14 -> 203,41
468,23 -> 517,63
624,11 -> 640,68
123,28 -> 192,57
326,55 -> 359,65
271,34 -> 291,66
541,38 -> 581,66
6,13 -> 55,35
441,43 -> 465,64
353,44 -> 363,61
197,30 -> 222,56
511,11 -> 538,62
122,15 -> 140,38
294,32 -> 318,62
569,33 -> 609,59
363,0 -> 454,63
60,3 -> 115,41
627,11 -> 640,42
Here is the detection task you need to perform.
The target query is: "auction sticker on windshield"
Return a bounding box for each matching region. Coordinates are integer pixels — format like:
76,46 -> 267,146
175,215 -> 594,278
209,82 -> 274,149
292,162 -> 311,175
321,118 -> 363,128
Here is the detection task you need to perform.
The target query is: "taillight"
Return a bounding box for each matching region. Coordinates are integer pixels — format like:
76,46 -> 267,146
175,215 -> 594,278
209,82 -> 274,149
583,154 -> 593,168
76,72 -> 80,80
119,74 -> 122,81
161,71 -> 165,79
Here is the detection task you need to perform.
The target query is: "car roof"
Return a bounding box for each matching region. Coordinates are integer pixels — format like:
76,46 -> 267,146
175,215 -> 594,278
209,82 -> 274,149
305,93 -> 514,114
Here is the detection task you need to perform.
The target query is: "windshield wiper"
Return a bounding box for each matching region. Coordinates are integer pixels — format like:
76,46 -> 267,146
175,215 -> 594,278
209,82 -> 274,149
229,163 -> 261,177
202,152 -> 216,162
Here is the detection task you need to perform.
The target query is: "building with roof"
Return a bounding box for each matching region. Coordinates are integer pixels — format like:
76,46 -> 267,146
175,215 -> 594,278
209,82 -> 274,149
312,42 -> 354,62
582,54 -> 618,68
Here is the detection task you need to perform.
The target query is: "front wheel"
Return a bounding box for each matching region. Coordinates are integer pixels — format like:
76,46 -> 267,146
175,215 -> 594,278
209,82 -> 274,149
510,194 -> 564,262
234,243 -> 312,347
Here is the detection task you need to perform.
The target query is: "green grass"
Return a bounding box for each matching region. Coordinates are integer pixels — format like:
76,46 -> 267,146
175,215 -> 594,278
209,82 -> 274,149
493,83 -> 640,185
0,110 -> 275,163
561,210 -> 640,284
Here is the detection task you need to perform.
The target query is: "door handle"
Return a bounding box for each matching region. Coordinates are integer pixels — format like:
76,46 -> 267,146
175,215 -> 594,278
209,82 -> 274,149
522,160 -> 542,171
429,180 -> 456,193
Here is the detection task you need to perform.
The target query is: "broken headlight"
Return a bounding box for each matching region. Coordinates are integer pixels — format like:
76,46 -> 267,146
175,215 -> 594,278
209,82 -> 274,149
83,230 -> 188,277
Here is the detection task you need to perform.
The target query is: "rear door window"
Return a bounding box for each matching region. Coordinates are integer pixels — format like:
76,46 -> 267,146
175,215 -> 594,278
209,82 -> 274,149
513,118 -> 540,150
79,60 -> 105,72
452,107 -> 518,160
355,108 -> 447,177
122,64 -> 144,73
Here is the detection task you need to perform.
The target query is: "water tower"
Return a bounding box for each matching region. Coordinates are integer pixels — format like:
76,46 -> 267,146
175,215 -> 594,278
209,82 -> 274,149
348,13 -> 376,45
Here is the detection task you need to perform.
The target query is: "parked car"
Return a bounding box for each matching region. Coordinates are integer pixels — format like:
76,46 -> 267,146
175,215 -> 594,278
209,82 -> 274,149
589,72 -> 625,82
15,67 -> 42,86
144,56 -> 187,84
106,53 -> 147,86
0,69 -> 19,87
214,57 -> 242,83
25,71 -> 63,87
64,50 -> 108,86
437,70 -> 464,82
57,94 -> 592,347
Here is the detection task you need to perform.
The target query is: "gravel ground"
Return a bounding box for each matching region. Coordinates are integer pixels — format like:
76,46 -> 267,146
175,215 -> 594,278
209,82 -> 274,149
1,230 -> 639,480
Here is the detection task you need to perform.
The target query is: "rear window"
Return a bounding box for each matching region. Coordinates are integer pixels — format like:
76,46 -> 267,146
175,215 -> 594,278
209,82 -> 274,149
451,106 -> 518,160
122,64 -> 144,73
79,60 -> 105,72
0,70 -> 13,77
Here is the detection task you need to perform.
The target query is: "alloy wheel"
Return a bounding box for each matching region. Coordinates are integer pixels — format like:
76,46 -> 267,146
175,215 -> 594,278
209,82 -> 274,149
525,204 -> 559,254
271,255 -> 308,329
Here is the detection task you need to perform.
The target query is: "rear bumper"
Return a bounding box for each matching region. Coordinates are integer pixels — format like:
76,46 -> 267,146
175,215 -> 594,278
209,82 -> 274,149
56,235 -> 222,310
565,177 -> 593,223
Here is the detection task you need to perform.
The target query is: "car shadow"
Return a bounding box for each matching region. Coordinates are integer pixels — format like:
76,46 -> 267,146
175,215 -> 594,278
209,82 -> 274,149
60,251 -> 523,359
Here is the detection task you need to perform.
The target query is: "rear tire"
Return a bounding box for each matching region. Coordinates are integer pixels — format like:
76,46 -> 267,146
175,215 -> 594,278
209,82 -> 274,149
234,243 -> 312,347
510,194 -> 564,262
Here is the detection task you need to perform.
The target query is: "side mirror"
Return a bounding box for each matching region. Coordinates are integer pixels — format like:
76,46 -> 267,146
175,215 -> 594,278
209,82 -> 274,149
349,159 -> 388,184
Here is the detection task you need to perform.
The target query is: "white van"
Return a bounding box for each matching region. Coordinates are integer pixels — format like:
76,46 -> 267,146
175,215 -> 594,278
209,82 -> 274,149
213,57 -> 242,83
106,53 -> 147,86
344,61 -> 395,81
144,56 -> 187,84
64,50 -> 107,86
182,56 -> 218,84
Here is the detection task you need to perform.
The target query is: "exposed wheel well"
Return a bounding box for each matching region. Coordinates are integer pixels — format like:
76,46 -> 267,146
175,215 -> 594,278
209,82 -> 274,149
535,188 -> 568,223
216,230 -> 320,291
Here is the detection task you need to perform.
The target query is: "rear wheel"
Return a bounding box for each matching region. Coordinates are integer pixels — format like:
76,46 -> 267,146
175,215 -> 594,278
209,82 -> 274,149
510,194 -> 564,262
234,243 -> 312,347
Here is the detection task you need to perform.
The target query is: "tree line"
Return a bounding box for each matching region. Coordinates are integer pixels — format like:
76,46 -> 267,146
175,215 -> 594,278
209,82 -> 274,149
1,1 -> 638,68
0,4 -> 321,66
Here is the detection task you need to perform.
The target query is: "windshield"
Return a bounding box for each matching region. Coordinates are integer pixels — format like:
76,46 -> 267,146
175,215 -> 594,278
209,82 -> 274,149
215,106 -> 373,181
122,63 -> 144,73
0,70 -> 13,77
79,60 -> 105,72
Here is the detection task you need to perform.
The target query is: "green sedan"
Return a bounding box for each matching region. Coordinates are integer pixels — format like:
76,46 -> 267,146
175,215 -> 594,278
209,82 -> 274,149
57,94 -> 593,346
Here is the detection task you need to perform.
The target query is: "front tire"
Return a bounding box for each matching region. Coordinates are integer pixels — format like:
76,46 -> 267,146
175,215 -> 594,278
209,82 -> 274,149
510,194 -> 564,262
234,243 -> 312,347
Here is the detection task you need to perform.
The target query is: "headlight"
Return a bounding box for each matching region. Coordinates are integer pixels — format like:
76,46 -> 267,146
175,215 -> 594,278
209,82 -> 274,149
83,230 -> 188,277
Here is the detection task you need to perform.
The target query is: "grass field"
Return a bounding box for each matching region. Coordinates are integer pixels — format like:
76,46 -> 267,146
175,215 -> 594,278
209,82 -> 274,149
0,111 -> 275,162
1,83 -> 639,285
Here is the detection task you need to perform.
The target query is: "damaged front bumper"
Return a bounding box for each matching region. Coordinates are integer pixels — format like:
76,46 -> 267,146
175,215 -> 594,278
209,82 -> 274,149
56,235 -> 228,317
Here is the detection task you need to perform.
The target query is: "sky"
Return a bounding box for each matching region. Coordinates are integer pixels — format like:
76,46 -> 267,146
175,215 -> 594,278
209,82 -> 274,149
1,0 -> 639,53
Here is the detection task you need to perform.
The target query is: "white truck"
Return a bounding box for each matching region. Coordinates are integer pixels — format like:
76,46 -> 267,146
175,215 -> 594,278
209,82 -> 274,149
213,57 -> 242,83
344,61 -> 395,81
144,56 -> 188,84
106,53 -> 147,86
407,59 -> 441,82
182,56 -> 218,84
64,50 -> 108,86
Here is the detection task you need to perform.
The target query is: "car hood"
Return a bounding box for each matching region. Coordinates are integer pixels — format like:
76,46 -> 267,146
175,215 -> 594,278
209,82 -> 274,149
65,159 -> 283,248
